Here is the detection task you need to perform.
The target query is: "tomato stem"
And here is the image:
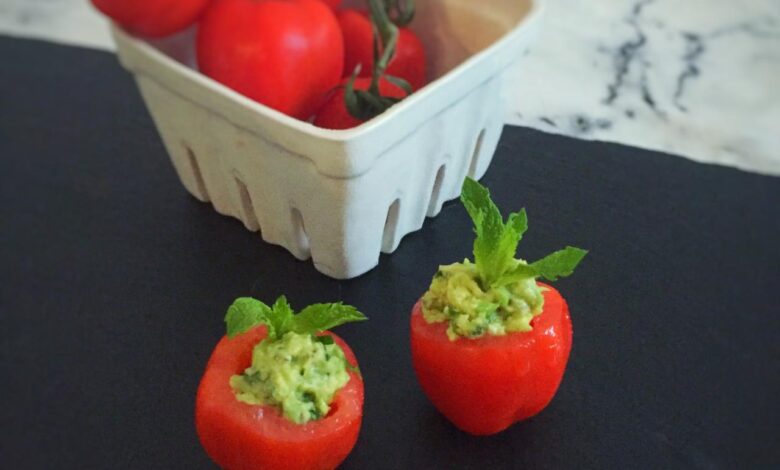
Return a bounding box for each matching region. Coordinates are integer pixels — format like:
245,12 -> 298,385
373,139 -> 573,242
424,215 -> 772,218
342,0 -> 414,122
367,0 -> 397,94
385,0 -> 415,27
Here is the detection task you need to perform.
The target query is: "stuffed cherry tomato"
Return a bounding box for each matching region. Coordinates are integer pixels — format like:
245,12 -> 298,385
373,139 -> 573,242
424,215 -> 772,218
196,297 -> 366,470
410,177 -> 587,435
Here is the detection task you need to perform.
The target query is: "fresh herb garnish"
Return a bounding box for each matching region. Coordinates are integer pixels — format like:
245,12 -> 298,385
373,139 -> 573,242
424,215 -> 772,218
460,177 -> 587,288
225,296 -> 367,339
224,298 -> 272,339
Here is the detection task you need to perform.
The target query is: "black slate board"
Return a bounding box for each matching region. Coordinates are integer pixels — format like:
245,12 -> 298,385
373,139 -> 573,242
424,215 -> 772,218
1,37 -> 779,469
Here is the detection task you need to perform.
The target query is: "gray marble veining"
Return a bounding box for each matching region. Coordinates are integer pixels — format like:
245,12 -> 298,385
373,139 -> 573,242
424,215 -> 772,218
2,0 -> 778,175
505,0 -> 780,175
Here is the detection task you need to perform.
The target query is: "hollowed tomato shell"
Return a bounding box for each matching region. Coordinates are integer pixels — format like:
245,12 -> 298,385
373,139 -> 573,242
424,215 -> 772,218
196,326 -> 363,470
410,283 -> 572,435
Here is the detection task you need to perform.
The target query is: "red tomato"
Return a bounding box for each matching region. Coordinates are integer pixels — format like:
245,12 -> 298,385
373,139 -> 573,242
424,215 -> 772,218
90,0 -> 211,38
410,283 -> 572,435
338,9 -> 427,91
197,0 -> 344,120
196,326 -> 364,470
320,0 -> 343,8
313,77 -> 407,130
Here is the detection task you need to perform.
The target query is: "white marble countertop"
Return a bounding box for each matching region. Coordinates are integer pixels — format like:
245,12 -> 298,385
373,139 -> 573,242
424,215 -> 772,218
2,0 -> 779,175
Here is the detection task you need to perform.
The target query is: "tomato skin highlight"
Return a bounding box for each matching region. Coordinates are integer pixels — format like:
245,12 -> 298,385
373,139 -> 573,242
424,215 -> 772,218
196,326 -> 363,470
197,0 -> 344,120
313,77 -> 406,130
338,9 -> 427,91
410,283 -> 572,435
91,0 -> 211,38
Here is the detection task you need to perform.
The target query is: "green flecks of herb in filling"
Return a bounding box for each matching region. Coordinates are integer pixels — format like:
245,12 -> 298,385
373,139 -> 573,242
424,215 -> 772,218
422,260 -> 544,340
229,332 -> 350,424
421,177 -> 587,341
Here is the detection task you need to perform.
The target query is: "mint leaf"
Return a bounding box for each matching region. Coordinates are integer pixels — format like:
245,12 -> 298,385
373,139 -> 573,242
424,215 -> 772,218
491,208 -> 528,279
460,178 -> 528,285
293,303 -> 367,335
494,261 -> 538,287
225,297 -> 368,341
531,247 -> 588,281
225,297 -> 272,338
269,295 -> 295,339
458,178 -> 588,288
506,210 -> 528,241
461,177 -> 504,284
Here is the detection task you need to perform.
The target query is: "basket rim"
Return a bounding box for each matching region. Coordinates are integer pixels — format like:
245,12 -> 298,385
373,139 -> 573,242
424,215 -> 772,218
115,0 -> 541,134
112,0 -> 543,177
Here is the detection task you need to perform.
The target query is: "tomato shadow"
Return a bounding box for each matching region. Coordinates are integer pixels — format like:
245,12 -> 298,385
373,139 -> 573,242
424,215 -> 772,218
403,403 -> 544,469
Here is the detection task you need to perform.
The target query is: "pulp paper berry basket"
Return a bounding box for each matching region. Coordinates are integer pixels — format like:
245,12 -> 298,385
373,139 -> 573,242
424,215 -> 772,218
112,0 -> 543,279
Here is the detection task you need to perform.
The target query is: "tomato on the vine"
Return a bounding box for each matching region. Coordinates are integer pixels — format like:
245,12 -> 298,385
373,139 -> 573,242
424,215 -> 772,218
338,9 -> 427,91
197,0 -> 344,120
313,77 -> 407,130
91,0 -> 212,38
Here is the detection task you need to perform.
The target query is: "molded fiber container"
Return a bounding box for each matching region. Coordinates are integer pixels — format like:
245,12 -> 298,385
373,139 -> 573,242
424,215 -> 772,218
112,0 -> 543,279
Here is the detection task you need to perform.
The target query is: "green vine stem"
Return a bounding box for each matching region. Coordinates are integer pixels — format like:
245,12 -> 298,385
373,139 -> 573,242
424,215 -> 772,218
385,0 -> 415,27
344,0 -> 415,121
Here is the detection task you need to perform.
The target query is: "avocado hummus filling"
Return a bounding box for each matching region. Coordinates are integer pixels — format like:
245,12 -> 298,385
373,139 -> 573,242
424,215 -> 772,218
422,260 -> 544,341
230,332 -> 350,424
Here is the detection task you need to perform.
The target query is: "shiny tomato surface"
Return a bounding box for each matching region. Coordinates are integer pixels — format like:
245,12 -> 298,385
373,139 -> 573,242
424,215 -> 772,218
197,0 -> 344,120
196,326 -> 363,470
91,0 -> 211,38
410,283 -> 572,435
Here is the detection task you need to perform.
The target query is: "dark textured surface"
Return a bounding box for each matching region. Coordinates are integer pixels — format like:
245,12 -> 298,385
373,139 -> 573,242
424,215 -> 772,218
1,37 -> 779,469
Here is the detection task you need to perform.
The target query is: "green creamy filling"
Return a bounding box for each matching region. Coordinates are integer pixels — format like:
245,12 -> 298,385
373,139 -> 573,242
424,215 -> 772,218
230,332 -> 350,424
422,260 -> 545,341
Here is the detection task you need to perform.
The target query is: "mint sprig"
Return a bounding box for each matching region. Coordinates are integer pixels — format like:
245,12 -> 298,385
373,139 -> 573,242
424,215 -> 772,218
460,177 -> 587,288
268,296 -> 294,339
461,179 -> 528,285
531,247 -> 589,281
224,298 -> 272,338
292,303 -> 367,335
225,296 -> 368,339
